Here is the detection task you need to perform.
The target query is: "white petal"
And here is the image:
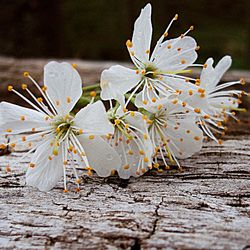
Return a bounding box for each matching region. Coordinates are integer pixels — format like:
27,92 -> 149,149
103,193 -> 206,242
117,112 -> 153,179
26,137 -> 64,192
153,36 -> 197,71
0,102 -> 49,134
44,61 -> 82,116
200,58 -> 215,92
215,56 -> 232,83
77,135 -> 121,177
130,3 -> 152,63
100,65 -> 141,105
163,116 -> 203,159
73,101 -> 114,135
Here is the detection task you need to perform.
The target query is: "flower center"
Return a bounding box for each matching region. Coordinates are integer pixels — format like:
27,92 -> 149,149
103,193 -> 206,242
144,64 -> 158,79
53,115 -> 74,140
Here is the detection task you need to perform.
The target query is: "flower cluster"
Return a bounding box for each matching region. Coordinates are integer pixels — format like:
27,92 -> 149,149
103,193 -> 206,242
0,3 -> 247,192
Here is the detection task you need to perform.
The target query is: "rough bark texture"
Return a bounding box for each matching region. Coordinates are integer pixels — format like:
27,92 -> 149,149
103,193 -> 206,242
0,57 -> 250,250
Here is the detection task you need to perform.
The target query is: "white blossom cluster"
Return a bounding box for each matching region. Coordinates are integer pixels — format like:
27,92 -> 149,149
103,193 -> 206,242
0,3 -> 247,192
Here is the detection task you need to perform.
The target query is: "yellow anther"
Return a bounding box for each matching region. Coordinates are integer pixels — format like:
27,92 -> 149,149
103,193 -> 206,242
167,44 -> 172,49
181,59 -> 186,64
141,69 -> 146,75
6,166 -> 11,173
144,157 -> 149,163
218,139 -> 223,145
37,97 -> 43,102
194,108 -> 201,114
125,124 -> 129,129
48,156 -> 53,161
114,119 -> 121,125
142,100 -> 148,105
188,90 -> 193,95
42,86 -> 47,91
139,150 -> 144,155
21,84 -> 27,90
45,116 -> 49,121
87,170 -> 93,176
195,46 -> 200,51
198,88 -> 205,93
72,63 -> 77,69
151,97 -> 156,103
23,72 -> 29,77
204,114 -> 210,119
123,164 -> 130,170
130,51 -> 135,56
8,85 -> 13,91
63,189 -> 68,193
5,129 -> 12,133
123,108 -> 128,113
63,160 -> 68,165
90,91 -> 97,97
200,93 -> 205,98
141,168 -> 146,173
153,163 -> 159,169
177,47 -> 182,52
20,115 -> 25,121
66,97 -> 71,103
136,69 -> 140,74
142,114 -> 148,120
180,138 -> 184,142
194,136 -> 200,141
76,178 -> 81,184
89,135 -> 95,140
56,100 -> 60,106
240,78 -> 246,85
10,143 -> 16,148
130,111 -> 135,117
186,130 -> 190,133
56,127 -> 60,133
190,25 -> 194,30
78,129 -> 83,135
182,102 -> 187,107
174,14 -> 178,20
75,188 -> 80,192
0,144 -> 6,149
29,163 -> 35,168
157,104 -> 163,110
53,149 -> 58,156
172,99 -> 178,104
147,119 -> 153,125
146,49 -> 150,54
164,32 -> 168,37
128,150 -> 133,155
144,134 -> 148,140
126,39 -> 133,48
203,64 -> 208,68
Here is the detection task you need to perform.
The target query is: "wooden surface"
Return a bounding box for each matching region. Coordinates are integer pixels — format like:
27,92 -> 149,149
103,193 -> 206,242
0,57 -> 250,250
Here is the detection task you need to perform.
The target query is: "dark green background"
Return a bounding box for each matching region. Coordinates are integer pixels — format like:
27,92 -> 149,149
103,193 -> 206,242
0,0 -> 249,69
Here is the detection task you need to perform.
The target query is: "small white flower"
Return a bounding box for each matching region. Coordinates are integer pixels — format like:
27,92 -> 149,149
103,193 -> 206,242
106,107 -> 153,179
167,56 -> 246,142
0,62 -> 121,192
140,97 -> 203,169
100,3 -> 198,107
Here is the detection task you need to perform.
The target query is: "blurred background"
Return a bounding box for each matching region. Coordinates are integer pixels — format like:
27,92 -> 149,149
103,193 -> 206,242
0,0 -> 250,69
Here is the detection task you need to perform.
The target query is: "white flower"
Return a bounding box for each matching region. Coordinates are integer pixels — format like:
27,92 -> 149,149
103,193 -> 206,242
166,56 -> 246,142
139,97 -> 203,169
106,107 -> 153,179
100,3 -> 198,107
0,62 -> 121,192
